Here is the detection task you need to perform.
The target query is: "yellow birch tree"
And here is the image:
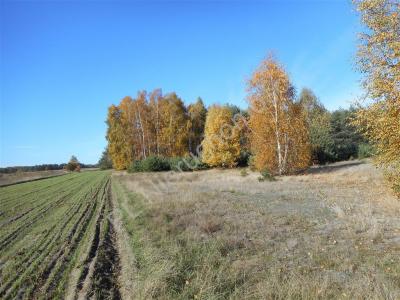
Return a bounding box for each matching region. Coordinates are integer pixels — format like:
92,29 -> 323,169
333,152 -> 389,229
106,104 -> 133,170
247,55 -> 311,174
202,105 -> 241,167
353,0 -> 400,194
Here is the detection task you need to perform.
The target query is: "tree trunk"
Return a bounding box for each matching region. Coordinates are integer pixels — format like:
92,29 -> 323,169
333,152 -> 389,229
272,84 -> 283,175
136,105 -> 146,159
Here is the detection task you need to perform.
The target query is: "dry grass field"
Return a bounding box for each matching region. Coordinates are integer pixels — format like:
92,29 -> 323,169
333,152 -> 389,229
0,169 -> 68,187
112,160 -> 400,299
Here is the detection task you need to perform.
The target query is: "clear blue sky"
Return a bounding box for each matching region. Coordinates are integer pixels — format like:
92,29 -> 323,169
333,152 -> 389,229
0,0 -> 362,167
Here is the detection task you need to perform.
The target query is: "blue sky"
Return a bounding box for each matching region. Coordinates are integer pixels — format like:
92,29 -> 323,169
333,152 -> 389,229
0,0 -> 362,167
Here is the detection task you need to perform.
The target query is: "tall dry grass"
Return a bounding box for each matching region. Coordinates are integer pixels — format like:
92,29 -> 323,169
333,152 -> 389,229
113,160 -> 400,299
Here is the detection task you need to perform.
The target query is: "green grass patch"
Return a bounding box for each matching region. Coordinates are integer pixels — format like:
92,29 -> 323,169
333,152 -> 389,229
112,179 -> 250,299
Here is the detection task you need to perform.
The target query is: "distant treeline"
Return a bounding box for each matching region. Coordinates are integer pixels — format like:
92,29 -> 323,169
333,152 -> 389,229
0,163 -> 97,174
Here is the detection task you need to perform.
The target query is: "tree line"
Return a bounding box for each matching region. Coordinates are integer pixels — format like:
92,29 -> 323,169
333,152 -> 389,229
0,159 -> 96,174
0,164 -> 68,174
104,0 -> 398,195
105,91 -> 207,170
103,56 -> 371,175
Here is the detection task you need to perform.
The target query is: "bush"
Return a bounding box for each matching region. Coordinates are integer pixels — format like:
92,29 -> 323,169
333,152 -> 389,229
66,162 -> 79,171
169,156 -> 208,172
240,169 -> 248,177
66,155 -> 80,172
143,156 -> 170,172
394,182 -> 400,197
169,157 -> 192,172
237,151 -> 251,167
258,169 -> 275,182
128,156 -> 209,173
128,160 -> 143,172
248,155 -> 257,171
128,156 -> 170,173
357,143 -> 374,159
312,146 -> 335,165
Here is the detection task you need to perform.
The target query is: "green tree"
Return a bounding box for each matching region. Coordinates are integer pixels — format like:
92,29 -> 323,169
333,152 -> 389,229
225,104 -> 250,166
188,97 -> 207,155
98,148 -> 113,170
66,155 -> 79,171
330,108 -> 365,161
299,88 -> 334,164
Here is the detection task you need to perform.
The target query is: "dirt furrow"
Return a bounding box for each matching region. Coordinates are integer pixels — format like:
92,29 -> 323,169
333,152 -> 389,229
0,174 -> 78,204
32,181 -> 106,298
89,183 -> 121,300
0,176 -> 94,250
0,201 -> 85,296
0,176 -> 107,299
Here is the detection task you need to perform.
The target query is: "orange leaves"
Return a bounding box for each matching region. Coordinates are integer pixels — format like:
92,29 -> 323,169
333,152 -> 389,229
202,105 -> 241,168
106,90 -> 191,170
353,0 -> 400,195
158,93 -> 190,157
247,56 -> 311,175
106,104 -> 132,170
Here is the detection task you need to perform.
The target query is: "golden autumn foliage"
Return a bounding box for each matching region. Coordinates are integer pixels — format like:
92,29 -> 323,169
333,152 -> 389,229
158,93 -> 190,157
106,90 -> 191,170
106,104 -> 133,170
247,56 -> 311,175
353,0 -> 400,194
202,105 -> 241,167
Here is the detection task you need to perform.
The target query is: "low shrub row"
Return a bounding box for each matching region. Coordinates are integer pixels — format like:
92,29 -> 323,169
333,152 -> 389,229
129,156 -> 170,172
128,156 -> 208,173
357,143 -> 375,159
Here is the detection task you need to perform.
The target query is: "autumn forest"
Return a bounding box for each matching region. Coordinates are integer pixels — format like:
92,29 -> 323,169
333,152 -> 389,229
104,0 -> 399,198
105,56 -> 367,174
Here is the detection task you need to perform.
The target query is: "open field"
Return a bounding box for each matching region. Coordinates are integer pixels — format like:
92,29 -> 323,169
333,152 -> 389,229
0,170 -> 68,187
112,160 -> 400,299
0,168 -> 100,187
1,161 -> 399,299
0,171 -> 120,299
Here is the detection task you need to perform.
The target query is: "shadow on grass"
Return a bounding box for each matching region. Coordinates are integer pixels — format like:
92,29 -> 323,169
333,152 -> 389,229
304,160 -> 365,175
